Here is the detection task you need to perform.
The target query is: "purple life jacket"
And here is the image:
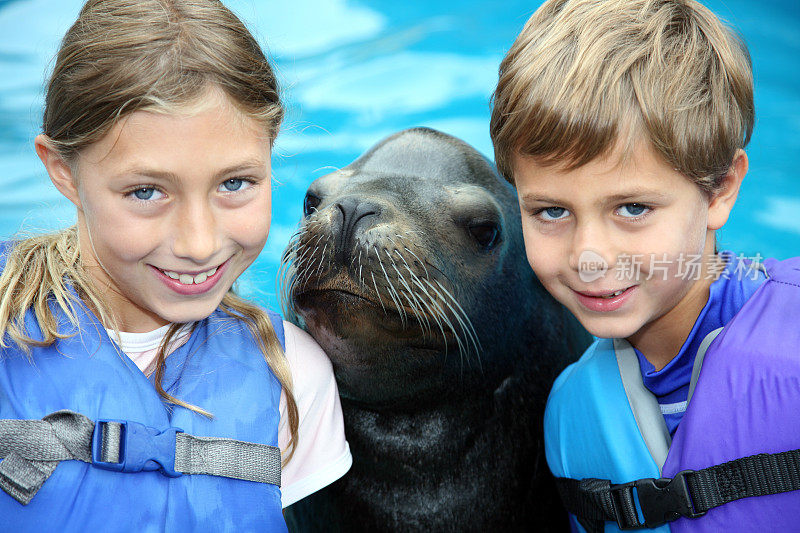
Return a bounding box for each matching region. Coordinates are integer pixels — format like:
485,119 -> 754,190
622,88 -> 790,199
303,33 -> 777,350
663,256 -> 800,530
547,257 -> 800,532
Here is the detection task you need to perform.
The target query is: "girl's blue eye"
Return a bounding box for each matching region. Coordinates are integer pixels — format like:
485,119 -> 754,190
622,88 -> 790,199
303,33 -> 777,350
540,206 -> 569,221
618,203 -> 650,218
220,178 -> 250,192
133,187 -> 156,200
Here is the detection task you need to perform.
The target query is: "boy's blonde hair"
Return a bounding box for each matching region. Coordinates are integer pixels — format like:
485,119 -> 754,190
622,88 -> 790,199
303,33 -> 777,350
0,0 -> 298,462
490,0 -> 754,192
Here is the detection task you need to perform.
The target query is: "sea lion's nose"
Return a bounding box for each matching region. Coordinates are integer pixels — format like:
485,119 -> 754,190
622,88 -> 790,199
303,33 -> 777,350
335,197 -> 382,251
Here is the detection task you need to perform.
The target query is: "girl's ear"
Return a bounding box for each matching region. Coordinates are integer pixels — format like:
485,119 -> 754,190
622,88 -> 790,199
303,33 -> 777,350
35,134 -> 82,209
707,149 -> 747,231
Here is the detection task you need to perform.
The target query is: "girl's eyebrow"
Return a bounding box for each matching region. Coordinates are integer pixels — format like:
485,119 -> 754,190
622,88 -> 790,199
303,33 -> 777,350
120,160 -> 268,182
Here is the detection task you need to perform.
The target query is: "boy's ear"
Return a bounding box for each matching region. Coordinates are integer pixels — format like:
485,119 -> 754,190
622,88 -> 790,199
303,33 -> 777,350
707,149 -> 747,231
34,134 -> 82,209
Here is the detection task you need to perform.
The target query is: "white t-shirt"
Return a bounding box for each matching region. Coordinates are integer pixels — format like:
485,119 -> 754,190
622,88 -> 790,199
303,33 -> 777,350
106,320 -> 352,508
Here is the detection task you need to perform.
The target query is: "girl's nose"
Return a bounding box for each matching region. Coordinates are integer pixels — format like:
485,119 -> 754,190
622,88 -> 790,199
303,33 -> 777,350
172,202 -> 219,264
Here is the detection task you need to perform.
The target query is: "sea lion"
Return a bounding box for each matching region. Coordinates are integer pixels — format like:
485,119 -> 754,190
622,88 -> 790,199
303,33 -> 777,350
281,128 -> 590,531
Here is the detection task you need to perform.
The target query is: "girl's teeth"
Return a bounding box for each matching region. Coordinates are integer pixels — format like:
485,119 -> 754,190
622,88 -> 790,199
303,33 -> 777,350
162,266 -> 219,285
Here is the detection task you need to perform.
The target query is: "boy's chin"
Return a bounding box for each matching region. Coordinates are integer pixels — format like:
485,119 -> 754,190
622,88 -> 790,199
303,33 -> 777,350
581,317 -> 642,341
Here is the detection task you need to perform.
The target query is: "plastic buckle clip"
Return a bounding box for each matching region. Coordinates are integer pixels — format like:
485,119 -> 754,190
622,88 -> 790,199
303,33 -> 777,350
611,470 -> 706,529
91,420 -> 184,478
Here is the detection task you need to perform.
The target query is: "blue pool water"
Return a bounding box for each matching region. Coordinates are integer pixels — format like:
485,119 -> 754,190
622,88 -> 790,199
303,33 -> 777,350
0,0 -> 798,310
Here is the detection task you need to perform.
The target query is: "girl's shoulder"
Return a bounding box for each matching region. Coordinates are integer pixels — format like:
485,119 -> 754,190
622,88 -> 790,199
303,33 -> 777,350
281,321 -> 334,385
279,320 -> 352,508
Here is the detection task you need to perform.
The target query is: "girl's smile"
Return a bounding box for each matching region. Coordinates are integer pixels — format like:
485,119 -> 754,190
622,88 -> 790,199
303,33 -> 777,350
37,87 -> 273,332
150,256 -> 230,296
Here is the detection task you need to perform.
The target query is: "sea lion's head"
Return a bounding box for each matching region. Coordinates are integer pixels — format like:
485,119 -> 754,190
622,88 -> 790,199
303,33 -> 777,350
281,128 -> 570,407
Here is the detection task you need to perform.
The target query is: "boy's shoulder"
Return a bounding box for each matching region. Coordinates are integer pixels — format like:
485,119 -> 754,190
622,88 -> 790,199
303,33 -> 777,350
763,255 -> 800,283
544,337 -> 663,482
549,337 -> 613,400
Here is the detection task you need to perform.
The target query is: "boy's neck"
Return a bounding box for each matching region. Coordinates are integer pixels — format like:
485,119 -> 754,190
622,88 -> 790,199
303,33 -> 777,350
627,255 -> 724,371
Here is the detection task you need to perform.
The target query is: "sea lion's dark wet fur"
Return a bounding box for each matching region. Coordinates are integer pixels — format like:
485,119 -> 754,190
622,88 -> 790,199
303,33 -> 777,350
282,128 -> 590,531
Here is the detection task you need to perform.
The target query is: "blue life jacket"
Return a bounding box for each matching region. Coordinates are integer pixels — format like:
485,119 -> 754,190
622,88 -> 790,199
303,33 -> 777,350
544,257 -> 800,532
0,245 -> 288,532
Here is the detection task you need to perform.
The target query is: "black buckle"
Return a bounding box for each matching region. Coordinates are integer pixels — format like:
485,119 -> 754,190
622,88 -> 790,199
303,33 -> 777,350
610,470 -> 706,529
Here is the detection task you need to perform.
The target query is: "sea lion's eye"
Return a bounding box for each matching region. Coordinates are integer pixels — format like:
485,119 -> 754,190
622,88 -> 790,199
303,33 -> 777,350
469,223 -> 500,250
303,192 -> 322,217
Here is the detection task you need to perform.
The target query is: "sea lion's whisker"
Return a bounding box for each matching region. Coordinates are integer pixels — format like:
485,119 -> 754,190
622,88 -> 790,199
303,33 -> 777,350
296,242 -> 320,272
376,246 -> 406,325
293,238 -> 320,268
422,260 -> 448,279
405,270 -> 446,340
421,279 -> 466,357
392,260 -> 433,335
389,256 -> 431,335
402,247 -> 429,278
397,290 -> 423,331
370,271 -> 388,314
411,276 -> 456,351
431,280 -> 482,367
416,287 -> 451,354
400,229 -> 423,239
300,246 -> 324,291
435,279 -> 481,358
305,231 -> 327,251
315,243 -> 328,278
424,279 -> 480,364
392,248 -> 415,275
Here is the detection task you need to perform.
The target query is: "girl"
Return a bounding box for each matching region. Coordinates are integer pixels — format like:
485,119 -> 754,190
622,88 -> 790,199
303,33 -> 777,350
0,0 -> 351,530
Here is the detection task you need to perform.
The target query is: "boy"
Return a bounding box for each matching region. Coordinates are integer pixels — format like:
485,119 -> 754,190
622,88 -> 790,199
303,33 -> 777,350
490,1 -> 800,532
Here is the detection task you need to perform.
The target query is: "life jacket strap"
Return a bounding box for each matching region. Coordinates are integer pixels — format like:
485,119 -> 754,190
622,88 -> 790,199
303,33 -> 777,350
556,448 -> 800,531
0,410 -> 281,505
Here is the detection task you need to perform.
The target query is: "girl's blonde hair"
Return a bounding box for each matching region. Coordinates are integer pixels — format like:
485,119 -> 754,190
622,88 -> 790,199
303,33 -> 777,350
0,0 -> 298,462
490,0 -> 754,192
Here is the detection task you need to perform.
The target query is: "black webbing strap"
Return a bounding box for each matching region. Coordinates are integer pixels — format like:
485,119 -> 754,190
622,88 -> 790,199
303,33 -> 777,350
556,448 -> 800,531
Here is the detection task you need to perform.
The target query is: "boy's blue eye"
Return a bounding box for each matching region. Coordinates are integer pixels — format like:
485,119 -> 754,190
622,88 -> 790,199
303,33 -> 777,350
133,187 -> 156,200
540,207 -> 569,221
618,203 -> 649,218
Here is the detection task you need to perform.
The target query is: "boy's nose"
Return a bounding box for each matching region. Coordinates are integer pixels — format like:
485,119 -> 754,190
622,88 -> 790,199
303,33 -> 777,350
172,202 -> 219,264
567,221 -> 618,274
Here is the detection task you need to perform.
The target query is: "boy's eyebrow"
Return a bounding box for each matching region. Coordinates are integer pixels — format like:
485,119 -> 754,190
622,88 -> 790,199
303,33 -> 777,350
520,189 -> 670,206
520,193 -> 563,205
120,160 -> 268,182
601,190 -> 670,203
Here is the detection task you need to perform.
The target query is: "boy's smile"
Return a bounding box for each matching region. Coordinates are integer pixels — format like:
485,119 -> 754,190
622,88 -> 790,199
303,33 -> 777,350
514,141 -> 743,368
